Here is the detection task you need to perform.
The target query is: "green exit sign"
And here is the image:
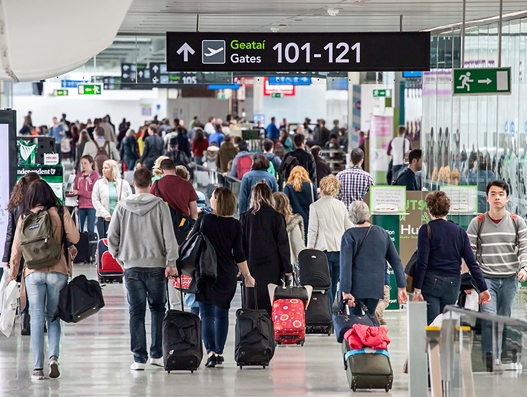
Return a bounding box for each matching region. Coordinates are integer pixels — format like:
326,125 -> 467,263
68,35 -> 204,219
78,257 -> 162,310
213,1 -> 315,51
78,84 -> 102,95
453,67 -> 511,95
53,89 -> 68,96
271,92 -> 283,98
373,89 -> 392,98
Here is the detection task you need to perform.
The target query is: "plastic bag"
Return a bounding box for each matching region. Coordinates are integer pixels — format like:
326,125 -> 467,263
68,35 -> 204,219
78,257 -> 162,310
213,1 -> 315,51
0,280 -> 20,337
0,269 -> 9,311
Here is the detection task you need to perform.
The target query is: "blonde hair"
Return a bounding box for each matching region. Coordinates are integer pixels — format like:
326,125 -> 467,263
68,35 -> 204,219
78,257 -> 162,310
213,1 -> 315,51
175,165 -> 190,180
102,159 -> 121,181
273,192 -> 294,222
250,180 -> 274,215
287,165 -> 311,192
319,175 -> 340,197
152,155 -> 169,177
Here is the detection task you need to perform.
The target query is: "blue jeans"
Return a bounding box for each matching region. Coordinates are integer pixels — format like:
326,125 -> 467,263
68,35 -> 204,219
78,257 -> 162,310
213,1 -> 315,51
79,208 -> 96,233
480,275 -> 517,355
421,273 -> 461,325
97,217 -> 110,239
125,268 -> 166,363
324,251 -> 340,305
125,159 -> 137,172
25,272 -> 68,369
198,302 -> 229,355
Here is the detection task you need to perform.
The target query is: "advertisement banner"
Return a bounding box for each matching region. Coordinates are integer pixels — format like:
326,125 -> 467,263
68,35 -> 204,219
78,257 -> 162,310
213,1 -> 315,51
369,115 -> 393,183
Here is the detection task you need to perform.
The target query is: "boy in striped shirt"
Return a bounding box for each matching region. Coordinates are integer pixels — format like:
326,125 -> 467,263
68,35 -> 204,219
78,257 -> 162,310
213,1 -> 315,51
467,180 -> 527,370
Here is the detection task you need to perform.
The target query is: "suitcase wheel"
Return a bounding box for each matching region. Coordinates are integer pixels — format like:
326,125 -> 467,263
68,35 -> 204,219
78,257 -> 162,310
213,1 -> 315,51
98,277 -> 104,284
385,386 -> 390,392
239,365 -> 243,369
352,386 -> 357,392
190,370 -> 194,374
262,365 -> 266,369
297,340 -> 305,346
119,278 -> 123,284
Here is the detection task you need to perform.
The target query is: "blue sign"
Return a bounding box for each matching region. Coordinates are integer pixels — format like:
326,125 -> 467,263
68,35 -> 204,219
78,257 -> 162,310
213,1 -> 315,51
511,122 -> 515,138
253,114 -> 265,124
268,76 -> 311,85
525,121 -> 527,135
61,80 -> 89,88
505,121 -> 508,133
207,83 -> 240,90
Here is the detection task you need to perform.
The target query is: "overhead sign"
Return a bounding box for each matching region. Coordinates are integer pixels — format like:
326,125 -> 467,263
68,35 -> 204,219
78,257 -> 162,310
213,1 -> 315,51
61,80 -> 88,88
78,84 -> 102,95
166,32 -> 430,72
268,76 -> 311,85
263,77 -> 295,97
452,67 -> 511,96
373,89 -> 392,98
52,89 -> 69,97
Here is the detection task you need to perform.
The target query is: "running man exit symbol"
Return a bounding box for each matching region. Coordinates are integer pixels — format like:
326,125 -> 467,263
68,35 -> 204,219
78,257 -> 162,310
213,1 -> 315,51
457,72 -> 473,91
453,68 -> 511,96
202,40 -> 225,64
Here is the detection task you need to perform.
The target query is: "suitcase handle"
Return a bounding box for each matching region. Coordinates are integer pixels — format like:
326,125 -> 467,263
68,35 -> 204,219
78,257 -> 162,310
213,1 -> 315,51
242,281 -> 258,310
166,277 -> 185,312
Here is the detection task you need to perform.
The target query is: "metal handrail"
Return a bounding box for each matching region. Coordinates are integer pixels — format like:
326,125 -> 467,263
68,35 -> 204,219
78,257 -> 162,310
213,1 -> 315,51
190,162 -> 242,184
442,305 -> 527,328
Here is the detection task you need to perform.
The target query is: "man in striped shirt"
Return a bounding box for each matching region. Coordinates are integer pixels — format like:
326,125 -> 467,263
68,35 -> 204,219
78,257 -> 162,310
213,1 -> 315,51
467,180 -> 527,370
337,148 -> 374,209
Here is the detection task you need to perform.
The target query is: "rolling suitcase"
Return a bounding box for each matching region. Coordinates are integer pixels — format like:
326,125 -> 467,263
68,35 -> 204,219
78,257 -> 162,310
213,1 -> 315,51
305,291 -> 332,335
74,231 -> 98,264
342,340 -> 393,392
163,284 -> 203,373
235,284 -> 275,369
96,238 -> 124,283
297,249 -> 331,290
272,298 -> 306,346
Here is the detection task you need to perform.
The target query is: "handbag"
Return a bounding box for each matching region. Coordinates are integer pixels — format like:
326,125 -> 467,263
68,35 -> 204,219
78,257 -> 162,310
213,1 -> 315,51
404,224 -> 432,283
52,275 -> 105,323
177,216 -> 217,279
333,299 -> 377,343
154,180 -> 193,244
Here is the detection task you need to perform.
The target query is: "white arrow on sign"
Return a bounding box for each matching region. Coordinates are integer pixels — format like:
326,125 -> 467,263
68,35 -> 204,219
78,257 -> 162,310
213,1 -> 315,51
122,73 -> 129,79
138,71 -> 144,78
152,65 -> 159,73
123,65 -> 130,71
478,78 -> 492,85
152,77 -> 159,83
177,43 -> 195,62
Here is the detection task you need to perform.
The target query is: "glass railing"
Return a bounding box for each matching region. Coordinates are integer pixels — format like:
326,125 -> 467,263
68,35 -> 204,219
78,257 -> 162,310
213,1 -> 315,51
190,162 -> 241,200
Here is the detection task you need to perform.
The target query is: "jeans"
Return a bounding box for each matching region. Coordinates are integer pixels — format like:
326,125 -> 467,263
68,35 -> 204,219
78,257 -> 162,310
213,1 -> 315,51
125,268 -> 166,363
198,302 -> 229,355
97,217 -> 110,239
421,273 -> 461,325
324,251 -> 340,305
79,208 -> 96,233
480,275 -> 517,356
25,272 -> 68,370
194,156 -> 203,166
125,159 -> 137,172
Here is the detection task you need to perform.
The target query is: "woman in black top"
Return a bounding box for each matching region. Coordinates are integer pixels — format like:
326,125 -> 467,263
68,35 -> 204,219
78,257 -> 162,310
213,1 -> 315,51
241,181 -> 292,315
414,191 -> 490,324
195,187 -> 255,368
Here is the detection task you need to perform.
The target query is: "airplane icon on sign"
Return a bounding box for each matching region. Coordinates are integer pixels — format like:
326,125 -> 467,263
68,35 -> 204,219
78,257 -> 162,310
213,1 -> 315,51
204,47 -> 224,57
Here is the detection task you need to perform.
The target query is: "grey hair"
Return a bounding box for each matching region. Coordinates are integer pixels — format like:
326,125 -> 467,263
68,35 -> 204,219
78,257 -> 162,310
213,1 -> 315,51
349,201 -> 371,224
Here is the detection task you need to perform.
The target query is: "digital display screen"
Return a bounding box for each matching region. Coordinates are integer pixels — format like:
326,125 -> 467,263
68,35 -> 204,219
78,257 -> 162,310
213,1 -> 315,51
403,71 -> 423,78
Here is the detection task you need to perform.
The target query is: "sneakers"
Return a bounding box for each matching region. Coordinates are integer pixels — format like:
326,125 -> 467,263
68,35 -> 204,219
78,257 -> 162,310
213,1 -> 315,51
216,355 -> 224,365
130,362 -> 146,371
32,369 -> 44,380
149,357 -> 163,367
205,354 -> 217,368
49,356 -> 60,378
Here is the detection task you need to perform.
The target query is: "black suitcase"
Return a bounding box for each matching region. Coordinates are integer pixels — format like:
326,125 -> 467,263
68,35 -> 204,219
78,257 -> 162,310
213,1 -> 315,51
163,286 -> 203,373
342,340 -> 393,392
297,249 -> 331,290
74,231 -> 98,263
305,291 -> 332,335
235,284 -> 275,369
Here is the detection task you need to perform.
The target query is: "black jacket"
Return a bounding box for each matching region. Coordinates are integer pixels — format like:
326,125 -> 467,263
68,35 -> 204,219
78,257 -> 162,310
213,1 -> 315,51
120,136 -> 139,162
2,205 -> 22,262
280,148 -> 318,186
139,134 -> 164,170
395,168 -> 418,191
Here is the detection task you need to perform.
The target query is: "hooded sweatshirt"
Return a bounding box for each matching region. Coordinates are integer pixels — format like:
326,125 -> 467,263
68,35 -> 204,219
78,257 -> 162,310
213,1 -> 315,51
107,193 -> 179,269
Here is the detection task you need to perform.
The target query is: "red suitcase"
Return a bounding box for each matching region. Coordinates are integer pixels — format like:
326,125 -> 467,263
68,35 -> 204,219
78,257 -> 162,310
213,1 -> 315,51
272,298 -> 306,346
97,238 -> 124,283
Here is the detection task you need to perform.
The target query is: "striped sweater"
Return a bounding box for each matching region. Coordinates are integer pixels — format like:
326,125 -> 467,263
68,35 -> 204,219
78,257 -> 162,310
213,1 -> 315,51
467,211 -> 527,277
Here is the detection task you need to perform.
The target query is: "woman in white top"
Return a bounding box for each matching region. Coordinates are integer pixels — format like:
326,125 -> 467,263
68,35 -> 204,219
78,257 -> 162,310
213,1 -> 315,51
92,159 -> 132,238
307,175 -> 353,304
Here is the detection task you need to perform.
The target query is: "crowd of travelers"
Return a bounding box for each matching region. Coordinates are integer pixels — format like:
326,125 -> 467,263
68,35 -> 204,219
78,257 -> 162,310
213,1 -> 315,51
4,111 -> 527,379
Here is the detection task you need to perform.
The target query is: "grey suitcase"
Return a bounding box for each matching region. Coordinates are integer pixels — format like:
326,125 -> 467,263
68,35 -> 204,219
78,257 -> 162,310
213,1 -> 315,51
342,340 -> 393,392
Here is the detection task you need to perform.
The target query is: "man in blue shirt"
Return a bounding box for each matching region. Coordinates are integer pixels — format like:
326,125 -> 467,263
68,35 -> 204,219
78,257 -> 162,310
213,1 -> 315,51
208,123 -> 225,147
49,117 -> 64,162
266,117 -> 280,140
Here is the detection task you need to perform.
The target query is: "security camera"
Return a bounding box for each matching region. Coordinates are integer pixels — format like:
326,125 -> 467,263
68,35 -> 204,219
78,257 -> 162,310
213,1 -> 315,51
327,8 -> 339,16
270,26 -> 280,32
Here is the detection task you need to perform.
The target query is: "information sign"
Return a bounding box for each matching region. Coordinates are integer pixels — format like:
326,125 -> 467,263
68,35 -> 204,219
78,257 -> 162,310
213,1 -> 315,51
452,67 -> 511,95
439,186 -> 478,213
370,186 -> 407,214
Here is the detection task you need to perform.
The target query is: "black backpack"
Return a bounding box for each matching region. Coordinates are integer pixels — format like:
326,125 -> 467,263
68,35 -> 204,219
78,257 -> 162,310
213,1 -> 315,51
279,154 -> 300,182
53,275 -> 105,323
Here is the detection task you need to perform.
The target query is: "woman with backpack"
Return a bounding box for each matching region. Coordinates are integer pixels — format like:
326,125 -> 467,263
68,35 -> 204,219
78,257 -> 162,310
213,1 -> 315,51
92,159 -> 132,239
8,180 -> 80,380
238,154 -> 278,214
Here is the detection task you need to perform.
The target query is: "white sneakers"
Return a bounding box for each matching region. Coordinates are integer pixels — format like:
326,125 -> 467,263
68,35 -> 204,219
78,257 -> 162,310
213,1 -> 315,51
130,358 -> 163,370
49,357 -> 60,378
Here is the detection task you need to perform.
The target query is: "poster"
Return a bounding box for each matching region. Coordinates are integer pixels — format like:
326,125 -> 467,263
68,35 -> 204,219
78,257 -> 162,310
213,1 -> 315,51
369,115 -> 393,183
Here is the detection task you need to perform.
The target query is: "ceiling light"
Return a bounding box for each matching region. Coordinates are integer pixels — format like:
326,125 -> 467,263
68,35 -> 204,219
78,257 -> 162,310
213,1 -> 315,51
327,8 -> 339,17
270,26 -> 280,32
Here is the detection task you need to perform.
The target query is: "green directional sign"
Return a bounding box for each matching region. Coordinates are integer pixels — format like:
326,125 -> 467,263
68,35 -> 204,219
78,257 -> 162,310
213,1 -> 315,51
271,92 -> 283,98
52,89 -> 68,96
373,89 -> 392,98
78,84 -> 102,95
453,67 -> 511,96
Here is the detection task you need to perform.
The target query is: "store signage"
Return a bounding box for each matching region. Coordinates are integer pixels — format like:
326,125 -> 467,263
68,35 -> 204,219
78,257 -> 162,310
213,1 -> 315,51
166,32 -> 430,72
44,153 -> 60,165
263,77 -> 295,96
452,67 -> 511,95
78,84 -> 102,95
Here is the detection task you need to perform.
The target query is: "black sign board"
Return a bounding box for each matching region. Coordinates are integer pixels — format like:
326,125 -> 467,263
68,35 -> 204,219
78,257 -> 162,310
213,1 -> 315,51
166,32 -> 430,72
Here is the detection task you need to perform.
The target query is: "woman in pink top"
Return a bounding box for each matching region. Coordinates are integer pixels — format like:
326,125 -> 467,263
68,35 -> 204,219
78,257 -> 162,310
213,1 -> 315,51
72,155 -> 99,232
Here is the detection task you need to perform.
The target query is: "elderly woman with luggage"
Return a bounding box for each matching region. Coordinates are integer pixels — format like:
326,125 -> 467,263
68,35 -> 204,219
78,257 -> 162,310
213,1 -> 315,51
339,201 -> 408,313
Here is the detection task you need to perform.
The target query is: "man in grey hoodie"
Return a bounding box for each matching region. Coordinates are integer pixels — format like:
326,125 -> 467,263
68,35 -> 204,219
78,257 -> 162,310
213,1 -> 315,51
107,167 -> 179,371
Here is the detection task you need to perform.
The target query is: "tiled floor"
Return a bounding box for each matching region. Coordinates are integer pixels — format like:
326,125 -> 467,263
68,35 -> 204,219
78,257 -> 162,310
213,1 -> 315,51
0,262 -> 526,396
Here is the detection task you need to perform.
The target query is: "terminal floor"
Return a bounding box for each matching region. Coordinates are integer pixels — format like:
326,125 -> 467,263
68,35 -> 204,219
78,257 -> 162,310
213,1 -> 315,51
0,263 -> 526,396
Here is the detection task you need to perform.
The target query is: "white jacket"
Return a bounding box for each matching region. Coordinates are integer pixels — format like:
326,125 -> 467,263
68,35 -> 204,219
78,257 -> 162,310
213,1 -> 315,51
287,214 -> 306,264
92,178 -> 132,218
307,196 -> 353,252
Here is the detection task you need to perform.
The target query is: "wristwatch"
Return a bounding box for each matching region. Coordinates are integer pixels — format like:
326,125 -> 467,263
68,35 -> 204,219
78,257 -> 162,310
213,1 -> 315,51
243,273 -> 251,277
414,290 -> 422,295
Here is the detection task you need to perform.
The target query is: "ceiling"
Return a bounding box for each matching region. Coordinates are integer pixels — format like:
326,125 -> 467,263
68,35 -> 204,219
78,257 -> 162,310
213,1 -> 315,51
119,0 -> 527,34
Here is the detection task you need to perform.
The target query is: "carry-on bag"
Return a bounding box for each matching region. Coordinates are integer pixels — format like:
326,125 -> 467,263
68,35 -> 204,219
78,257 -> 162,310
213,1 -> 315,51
342,340 -> 393,392
96,238 -> 124,283
297,249 -> 331,290
53,275 -> 105,323
74,231 -> 98,264
235,283 -> 275,368
272,298 -> 306,346
267,282 -> 312,308
333,300 -> 378,343
163,280 -> 203,373
305,291 -> 332,335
